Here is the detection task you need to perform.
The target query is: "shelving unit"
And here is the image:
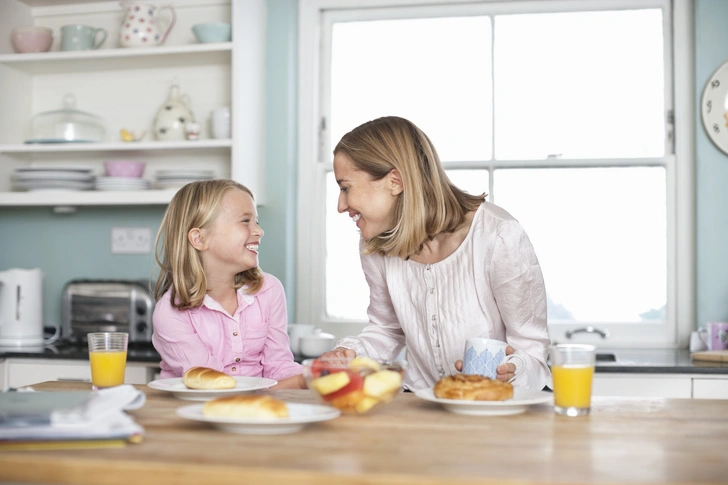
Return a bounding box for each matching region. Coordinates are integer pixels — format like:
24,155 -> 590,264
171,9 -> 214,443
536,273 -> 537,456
0,42 -> 233,74
0,0 -> 265,208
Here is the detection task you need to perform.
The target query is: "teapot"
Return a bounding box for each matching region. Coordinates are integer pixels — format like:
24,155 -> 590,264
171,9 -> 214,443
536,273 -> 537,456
153,77 -> 195,141
118,2 -> 176,48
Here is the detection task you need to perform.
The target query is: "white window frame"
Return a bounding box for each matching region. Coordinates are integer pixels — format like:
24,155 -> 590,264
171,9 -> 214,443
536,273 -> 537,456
297,0 -> 695,348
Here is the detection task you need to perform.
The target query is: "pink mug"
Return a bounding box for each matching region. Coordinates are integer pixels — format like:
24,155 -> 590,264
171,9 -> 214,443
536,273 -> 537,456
699,322 -> 728,351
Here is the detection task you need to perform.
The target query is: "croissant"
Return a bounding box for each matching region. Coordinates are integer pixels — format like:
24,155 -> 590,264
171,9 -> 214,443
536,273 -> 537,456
183,366 -> 237,390
202,395 -> 289,418
433,374 -> 513,401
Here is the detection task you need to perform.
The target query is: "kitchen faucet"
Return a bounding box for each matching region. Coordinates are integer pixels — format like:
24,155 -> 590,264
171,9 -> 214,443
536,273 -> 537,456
565,326 -> 610,339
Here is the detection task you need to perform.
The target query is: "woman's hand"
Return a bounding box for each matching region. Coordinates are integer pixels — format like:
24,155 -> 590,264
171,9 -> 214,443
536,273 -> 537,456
318,347 -> 356,364
454,345 -> 516,383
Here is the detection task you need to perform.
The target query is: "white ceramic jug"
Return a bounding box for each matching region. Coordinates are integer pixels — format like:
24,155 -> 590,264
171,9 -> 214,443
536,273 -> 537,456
153,77 -> 195,141
0,268 -> 45,347
118,2 -> 176,48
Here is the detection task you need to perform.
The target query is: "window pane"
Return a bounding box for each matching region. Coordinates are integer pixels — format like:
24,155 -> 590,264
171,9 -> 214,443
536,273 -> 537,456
494,9 -> 665,159
493,168 -> 667,323
325,172 -> 369,320
330,16 -> 493,162
446,169 -> 489,198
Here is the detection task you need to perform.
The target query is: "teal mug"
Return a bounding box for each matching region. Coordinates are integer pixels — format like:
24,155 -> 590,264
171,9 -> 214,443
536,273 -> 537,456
61,24 -> 107,51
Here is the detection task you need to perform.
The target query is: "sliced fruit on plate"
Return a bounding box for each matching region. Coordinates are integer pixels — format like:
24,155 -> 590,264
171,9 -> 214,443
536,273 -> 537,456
330,390 -> 364,412
322,371 -> 364,402
310,370 -> 351,395
363,369 -> 403,399
355,395 -> 380,414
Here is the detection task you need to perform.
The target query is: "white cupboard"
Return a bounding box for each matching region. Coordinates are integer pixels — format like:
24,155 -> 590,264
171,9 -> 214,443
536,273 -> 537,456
593,374 -> 693,399
692,377 -> 728,399
1,358 -> 158,389
0,0 -> 266,207
593,373 -> 728,399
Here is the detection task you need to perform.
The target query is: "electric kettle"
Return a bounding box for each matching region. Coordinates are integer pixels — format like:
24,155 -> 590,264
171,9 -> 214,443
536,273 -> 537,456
0,268 -> 51,347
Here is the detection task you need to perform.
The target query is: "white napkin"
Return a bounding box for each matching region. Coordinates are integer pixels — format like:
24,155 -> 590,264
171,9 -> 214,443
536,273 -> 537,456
51,385 -> 146,426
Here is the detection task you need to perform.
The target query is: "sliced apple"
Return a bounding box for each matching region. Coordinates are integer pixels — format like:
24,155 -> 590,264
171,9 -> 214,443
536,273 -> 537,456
310,370 -> 351,395
363,369 -> 403,399
349,356 -> 381,372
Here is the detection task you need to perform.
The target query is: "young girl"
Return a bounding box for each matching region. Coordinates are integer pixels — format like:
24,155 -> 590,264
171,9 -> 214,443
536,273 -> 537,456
321,116 -> 551,391
151,179 -> 305,389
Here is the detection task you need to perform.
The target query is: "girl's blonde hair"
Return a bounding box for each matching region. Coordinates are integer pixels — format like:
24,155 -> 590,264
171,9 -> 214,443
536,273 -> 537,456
334,116 -> 485,258
153,179 -> 263,309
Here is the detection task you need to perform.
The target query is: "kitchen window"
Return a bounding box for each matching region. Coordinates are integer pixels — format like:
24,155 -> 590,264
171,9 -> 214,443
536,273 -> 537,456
297,0 -> 695,347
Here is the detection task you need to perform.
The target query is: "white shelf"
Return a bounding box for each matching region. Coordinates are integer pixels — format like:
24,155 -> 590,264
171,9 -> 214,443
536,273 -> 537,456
0,0 -> 264,208
0,139 -> 232,154
0,189 -> 179,207
0,43 -> 232,74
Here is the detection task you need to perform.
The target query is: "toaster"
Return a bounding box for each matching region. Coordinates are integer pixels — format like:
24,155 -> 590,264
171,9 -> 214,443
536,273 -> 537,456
62,279 -> 154,343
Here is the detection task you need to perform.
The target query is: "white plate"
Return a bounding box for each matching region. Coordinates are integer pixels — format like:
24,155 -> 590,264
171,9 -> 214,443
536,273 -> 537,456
156,170 -> 214,179
147,376 -> 278,401
12,171 -> 94,181
176,402 -> 340,435
413,387 -> 553,416
13,180 -> 94,191
96,176 -> 146,183
15,167 -> 92,173
154,180 -> 193,189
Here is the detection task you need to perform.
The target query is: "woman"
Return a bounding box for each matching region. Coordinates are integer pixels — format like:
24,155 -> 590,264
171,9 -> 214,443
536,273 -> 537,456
321,116 -> 551,391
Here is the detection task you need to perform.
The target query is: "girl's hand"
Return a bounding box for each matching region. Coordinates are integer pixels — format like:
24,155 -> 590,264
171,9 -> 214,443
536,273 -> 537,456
319,347 -> 356,365
273,373 -> 307,389
454,345 -> 516,383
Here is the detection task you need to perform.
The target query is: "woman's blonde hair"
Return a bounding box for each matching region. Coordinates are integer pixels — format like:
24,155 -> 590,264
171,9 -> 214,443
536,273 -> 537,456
334,116 -> 485,258
153,179 -> 263,309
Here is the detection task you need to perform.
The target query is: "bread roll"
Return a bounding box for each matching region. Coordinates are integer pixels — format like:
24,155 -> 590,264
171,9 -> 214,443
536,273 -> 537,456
433,374 -> 514,401
202,395 -> 289,418
183,366 -> 237,390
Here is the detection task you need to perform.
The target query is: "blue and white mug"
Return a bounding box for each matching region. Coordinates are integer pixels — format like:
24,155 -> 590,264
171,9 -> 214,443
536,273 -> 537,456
462,338 -> 513,379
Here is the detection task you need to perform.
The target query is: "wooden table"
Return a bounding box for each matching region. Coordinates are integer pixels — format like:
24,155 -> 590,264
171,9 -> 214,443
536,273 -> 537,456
1,382 -> 727,485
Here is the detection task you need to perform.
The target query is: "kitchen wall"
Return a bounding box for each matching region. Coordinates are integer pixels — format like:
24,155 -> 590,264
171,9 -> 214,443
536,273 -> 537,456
0,0 -> 299,330
1,0 -> 726,334
695,0 -> 728,326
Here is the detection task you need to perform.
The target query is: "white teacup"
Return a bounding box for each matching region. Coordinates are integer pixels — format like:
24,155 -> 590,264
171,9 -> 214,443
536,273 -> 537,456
462,337 -> 515,379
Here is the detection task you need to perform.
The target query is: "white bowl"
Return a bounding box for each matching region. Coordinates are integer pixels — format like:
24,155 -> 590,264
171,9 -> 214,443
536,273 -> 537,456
299,333 -> 336,358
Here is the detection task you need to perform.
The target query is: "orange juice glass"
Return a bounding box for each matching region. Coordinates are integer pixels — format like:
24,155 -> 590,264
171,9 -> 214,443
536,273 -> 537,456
88,332 -> 128,389
550,344 -> 596,417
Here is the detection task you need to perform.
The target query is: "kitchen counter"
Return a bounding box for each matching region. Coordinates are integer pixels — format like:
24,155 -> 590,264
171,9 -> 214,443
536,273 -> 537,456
0,381 -> 725,485
0,342 -> 161,364
1,345 -> 727,374
594,348 -> 728,374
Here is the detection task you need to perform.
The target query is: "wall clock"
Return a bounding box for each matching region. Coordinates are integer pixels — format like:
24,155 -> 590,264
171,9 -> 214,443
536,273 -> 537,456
701,59 -> 728,155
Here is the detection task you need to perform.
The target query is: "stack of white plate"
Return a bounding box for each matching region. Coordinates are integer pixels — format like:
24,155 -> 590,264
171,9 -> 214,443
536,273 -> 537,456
95,176 -> 151,191
11,167 -> 95,191
155,169 -> 215,189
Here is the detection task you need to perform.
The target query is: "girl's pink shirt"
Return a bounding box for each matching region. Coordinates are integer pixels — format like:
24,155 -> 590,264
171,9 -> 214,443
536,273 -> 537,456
152,273 -> 302,380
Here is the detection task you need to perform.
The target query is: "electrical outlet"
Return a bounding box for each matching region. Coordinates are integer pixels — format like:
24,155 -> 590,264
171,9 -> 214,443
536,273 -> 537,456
111,227 -> 152,254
